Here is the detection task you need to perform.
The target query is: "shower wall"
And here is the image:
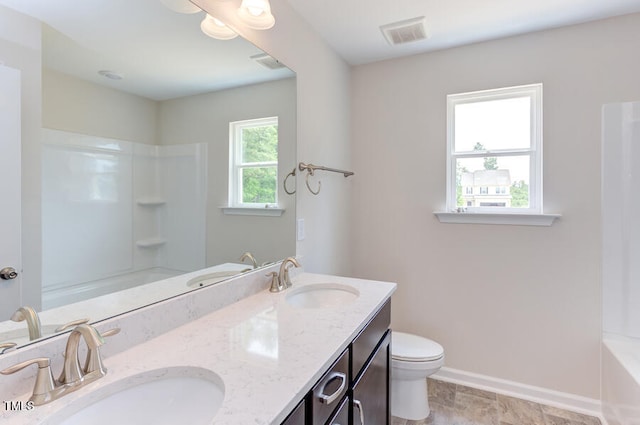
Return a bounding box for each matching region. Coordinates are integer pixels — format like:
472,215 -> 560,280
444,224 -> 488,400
602,101 -> 640,338
42,128 -> 206,306
601,101 -> 640,425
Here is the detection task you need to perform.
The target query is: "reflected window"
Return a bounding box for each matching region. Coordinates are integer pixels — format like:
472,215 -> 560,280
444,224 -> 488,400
229,117 -> 279,207
447,84 -> 542,213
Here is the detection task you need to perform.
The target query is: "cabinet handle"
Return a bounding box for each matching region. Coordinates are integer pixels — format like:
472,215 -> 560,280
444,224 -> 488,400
353,399 -> 365,425
318,372 -> 346,405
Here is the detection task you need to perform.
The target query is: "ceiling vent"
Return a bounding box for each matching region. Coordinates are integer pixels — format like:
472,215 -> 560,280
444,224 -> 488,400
251,53 -> 286,70
380,16 -> 429,46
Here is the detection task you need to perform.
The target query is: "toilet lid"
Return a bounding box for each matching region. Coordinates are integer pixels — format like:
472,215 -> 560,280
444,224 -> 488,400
392,331 -> 444,362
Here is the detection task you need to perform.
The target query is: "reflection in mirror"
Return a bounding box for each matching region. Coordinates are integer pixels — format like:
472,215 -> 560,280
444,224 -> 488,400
0,0 -> 296,351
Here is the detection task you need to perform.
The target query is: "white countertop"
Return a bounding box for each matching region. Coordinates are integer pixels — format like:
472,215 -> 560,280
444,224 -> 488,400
4,273 -> 396,425
0,263 -> 251,347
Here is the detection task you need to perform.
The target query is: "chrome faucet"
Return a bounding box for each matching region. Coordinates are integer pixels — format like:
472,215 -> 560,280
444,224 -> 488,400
0,324 -> 119,406
58,324 -> 105,384
11,306 -> 42,341
279,257 -> 300,288
267,257 -> 301,292
240,252 -> 258,269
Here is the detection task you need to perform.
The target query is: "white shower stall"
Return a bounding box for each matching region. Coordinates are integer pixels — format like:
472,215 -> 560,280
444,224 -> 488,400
41,128 -> 207,309
601,101 -> 640,424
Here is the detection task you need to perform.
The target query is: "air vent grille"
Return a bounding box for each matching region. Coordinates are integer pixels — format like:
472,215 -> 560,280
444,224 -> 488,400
251,53 -> 286,70
380,17 -> 428,46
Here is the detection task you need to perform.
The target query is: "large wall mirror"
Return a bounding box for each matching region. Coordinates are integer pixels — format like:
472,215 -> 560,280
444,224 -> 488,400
0,0 -> 296,352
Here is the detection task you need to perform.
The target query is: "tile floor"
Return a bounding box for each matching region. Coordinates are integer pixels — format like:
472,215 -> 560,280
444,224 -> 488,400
391,379 -> 602,425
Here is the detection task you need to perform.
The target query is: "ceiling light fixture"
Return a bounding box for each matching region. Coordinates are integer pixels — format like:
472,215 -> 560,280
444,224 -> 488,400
159,0 -> 275,40
201,14 -> 238,40
237,0 -> 275,30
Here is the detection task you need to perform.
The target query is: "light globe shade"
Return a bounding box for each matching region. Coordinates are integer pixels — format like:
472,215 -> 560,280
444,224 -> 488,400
201,14 -> 238,40
159,0 -> 202,14
237,0 -> 275,30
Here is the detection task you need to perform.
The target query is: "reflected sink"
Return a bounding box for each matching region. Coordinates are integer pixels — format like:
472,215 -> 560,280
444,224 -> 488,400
286,283 -> 360,308
45,367 -> 224,425
0,324 -> 62,346
186,270 -> 247,288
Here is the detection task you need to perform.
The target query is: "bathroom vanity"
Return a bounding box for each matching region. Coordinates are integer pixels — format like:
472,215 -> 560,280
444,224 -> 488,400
0,271 -> 396,424
282,300 -> 391,425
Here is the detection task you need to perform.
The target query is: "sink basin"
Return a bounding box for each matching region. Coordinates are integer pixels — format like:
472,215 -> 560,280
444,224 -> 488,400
45,367 -> 224,425
186,270 -> 247,288
286,283 -> 359,308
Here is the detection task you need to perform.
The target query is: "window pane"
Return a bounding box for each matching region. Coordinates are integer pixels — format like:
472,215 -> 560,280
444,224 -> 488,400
241,167 -> 277,203
455,156 -> 530,208
241,124 -> 278,163
454,97 -> 531,152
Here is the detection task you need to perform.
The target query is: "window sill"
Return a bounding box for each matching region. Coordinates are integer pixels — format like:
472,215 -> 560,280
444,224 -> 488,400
433,211 -> 560,226
221,206 -> 285,217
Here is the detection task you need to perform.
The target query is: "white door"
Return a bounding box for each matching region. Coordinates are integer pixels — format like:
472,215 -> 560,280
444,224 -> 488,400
0,65 -> 22,320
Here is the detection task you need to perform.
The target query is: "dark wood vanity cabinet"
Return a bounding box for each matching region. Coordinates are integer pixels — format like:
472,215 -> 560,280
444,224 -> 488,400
281,398 -> 306,425
280,300 -> 391,425
351,331 -> 391,425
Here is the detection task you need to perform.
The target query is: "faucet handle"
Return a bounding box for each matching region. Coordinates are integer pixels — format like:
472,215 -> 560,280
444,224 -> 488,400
55,318 -> 90,333
266,271 -> 283,293
99,327 -> 120,338
0,342 -> 17,354
1,357 -> 56,405
83,327 -> 120,376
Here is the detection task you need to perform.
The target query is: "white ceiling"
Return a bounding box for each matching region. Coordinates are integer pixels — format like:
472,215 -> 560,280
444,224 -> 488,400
0,0 -> 293,100
3,0 -> 640,98
284,0 -> 640,65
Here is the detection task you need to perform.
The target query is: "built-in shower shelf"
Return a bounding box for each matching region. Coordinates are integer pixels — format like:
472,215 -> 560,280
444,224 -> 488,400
136,238 -> 167,248
136,197 -> 166,207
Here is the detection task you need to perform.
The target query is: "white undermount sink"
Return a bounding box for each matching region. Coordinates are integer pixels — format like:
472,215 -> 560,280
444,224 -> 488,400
0,324 -> 62,346
186,270 -> 246,288
44,367 -> 224,425
285,283 -> 360,308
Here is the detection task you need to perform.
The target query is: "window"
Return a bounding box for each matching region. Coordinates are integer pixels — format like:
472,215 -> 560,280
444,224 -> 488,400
447,83 -> 542,214
229,117 -> 278,208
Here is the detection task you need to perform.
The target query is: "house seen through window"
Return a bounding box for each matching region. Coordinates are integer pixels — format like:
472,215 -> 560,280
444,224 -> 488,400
446,84 -> 543,213
229,117 -> 278,207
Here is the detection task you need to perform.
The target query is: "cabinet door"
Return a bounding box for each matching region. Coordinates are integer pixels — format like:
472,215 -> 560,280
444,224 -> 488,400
281,398 -> 306,425
327,396 -> 349,425
352,300 -> 390,382
352,331 -> 390,425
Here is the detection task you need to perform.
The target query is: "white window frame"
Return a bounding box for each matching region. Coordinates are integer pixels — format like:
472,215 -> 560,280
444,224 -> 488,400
228,116 -> 279,209
446,83 -> 543,215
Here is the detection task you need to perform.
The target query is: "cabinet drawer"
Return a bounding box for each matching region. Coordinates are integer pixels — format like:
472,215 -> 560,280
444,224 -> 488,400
311,348 -> 349,425
352,300 -> 390,382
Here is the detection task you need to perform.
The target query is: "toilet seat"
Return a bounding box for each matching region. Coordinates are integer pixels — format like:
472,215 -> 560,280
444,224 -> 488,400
392,331 -> 444,362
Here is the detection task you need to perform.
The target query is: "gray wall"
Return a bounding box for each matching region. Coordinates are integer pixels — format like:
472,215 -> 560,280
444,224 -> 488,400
350,13 -> 640,399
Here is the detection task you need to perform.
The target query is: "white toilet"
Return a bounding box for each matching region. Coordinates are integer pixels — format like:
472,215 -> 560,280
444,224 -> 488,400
391,331 -> 445,420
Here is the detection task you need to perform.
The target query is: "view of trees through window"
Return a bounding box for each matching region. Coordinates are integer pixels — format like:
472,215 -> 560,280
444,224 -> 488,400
448,84 -> 541,213
240,123 -> 278,204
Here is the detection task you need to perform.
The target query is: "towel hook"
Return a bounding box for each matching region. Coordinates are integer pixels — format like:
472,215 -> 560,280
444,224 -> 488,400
283,167 -> 296,195
305,169 -> 321,195
297,162 -> 353,196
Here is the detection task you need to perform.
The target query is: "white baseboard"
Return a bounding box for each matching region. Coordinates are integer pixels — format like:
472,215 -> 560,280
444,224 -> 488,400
432,367 -> 606,423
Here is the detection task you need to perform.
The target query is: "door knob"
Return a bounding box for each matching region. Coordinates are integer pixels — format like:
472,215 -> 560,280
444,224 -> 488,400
0,267 -> 18,280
